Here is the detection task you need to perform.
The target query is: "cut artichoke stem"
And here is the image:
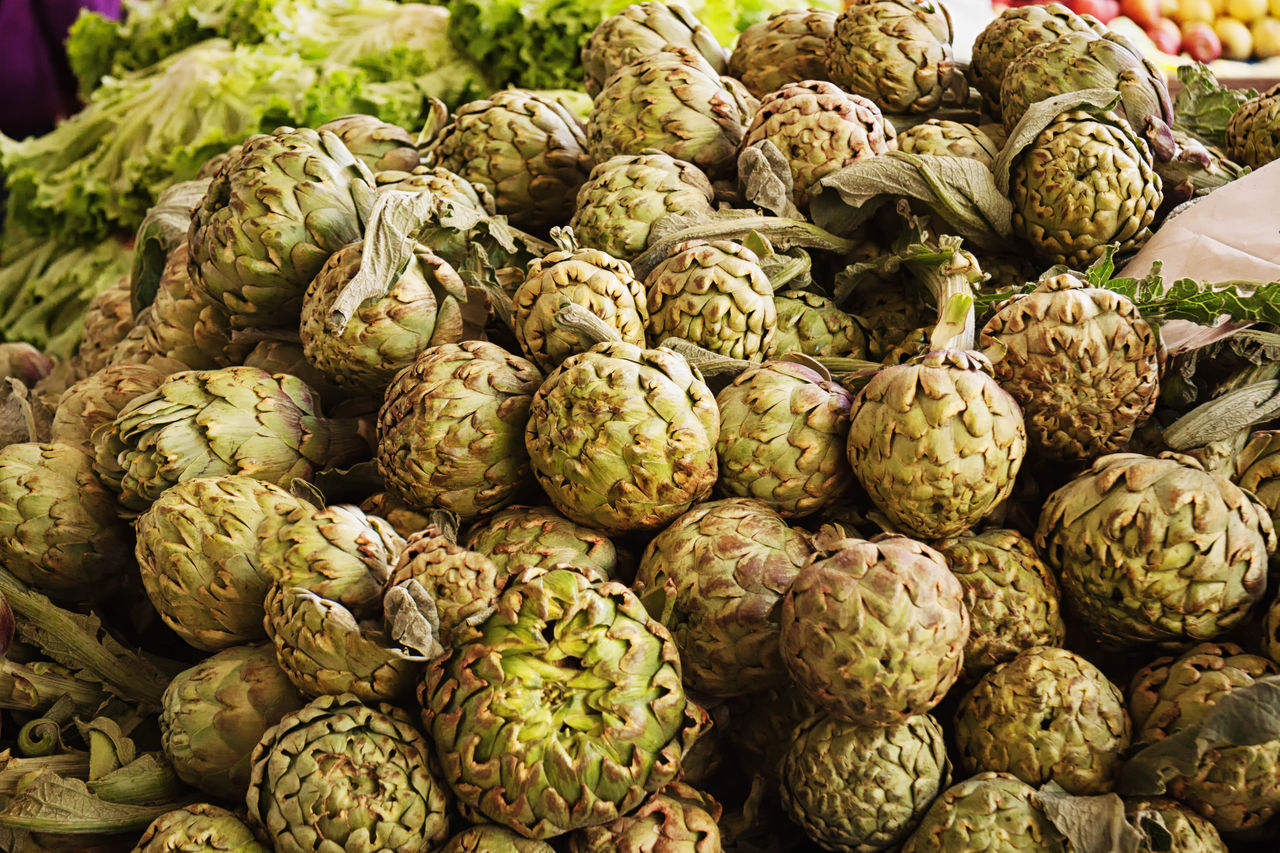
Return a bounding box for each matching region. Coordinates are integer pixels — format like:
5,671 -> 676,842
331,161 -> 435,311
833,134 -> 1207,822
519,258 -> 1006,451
552,302 -> 625,346
1162,379 -> 1280,452
930,293 -> 977,353
0,659 -> 112,714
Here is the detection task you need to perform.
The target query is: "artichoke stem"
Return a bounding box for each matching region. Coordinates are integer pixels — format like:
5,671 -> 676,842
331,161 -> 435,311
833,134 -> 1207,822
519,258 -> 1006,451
632,215 -> 859,280
0,753 -> 91,797
930,293 -> 977,352
656,338 -> 751,377
553,302 -> 624,345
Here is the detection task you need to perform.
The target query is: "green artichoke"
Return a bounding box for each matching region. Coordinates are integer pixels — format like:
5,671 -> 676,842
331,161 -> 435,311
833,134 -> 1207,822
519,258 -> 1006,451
728,7 -> 839,99
463,504 -> 621,581
896,120 -> 1000,168
299,241 -> 469,390
933,530 -> 1066,681
781,712 -> 951,853
780,534 -> 969,725
582,1 -> 728,97
899,772 -> 1070,853
377,342 -> 543,521
715,359 -> 856,518
586,46 -> 758,181
633,498 -> 813,696
73,274 -> 134,377
847,349 -> 1026,540
771,290 -> 866,359
135,475 -> 312,650
422,89 -> 593,231
94,366 -> 368,513
852,278 -> 933,364
513,241 -> 648,371
825,0 -> 955,115
739,81 -> 896,210
1037,452 -> 1273,645
359,491 -> 433,538
1126,798 -> 1229,853
1128,643 -> 1280,834
137,241 -> 237,371
525,341 -> 719,533
247,693 -> 452,853
1006,109 -> 1162,266
568,782 -> 722,853
420,568 -> 707,839
188,127 -> 375,330
0,441 -> 131,598
979,272 -> 1160,462
317,114 -> 419,174
160,644 -> 304,801
377,165 -> 496,219
568,153 -> 715,262
132,803 -> 269,853
1224,83 -> 1280,169
239,340 -> 345,409
441,825 -> 556,852
644,240 -> 777,361
955,646 -> 1131,794
1231,431 -> 1280,528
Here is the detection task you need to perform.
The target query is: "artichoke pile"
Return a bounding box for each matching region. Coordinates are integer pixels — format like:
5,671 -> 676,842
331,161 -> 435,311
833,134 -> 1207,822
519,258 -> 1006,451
8,3 -> 1280,853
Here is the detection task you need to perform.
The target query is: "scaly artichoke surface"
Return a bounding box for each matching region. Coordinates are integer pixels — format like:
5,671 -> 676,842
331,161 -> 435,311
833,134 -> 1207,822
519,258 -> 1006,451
138,241 -> 237,371
73,275 -> 135,377
896,120 -> 999,168
463,504 -> 622,582
728,8 -> 838,99
899,772 -> 1070,853
50,363 -> 169,456
581,1 -> 728,97
771,290 -> 866,359
1225,83 -> 1280,169
825,0 -> 955,114
132,804 -> 269,853
568,782 -> 722,853
1126,798 -> 1229,853
441,825 -> 556,852
317,114 -> 419,174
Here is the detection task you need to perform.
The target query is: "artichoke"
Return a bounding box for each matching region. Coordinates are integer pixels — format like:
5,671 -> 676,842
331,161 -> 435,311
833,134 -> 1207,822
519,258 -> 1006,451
160,644 -> 304,801
187,127 -> 375,330
568,152 -> 715,262
568,782 -> 722,853
715,359 -> 856,518
138,241 -> 237,371
899,772 -> 1070,853
587,46 -> 758,181
853,278 -> 933,363
1224,83 -> 1280,169
1006,109 -> 1162,266
94,366 -> 368,513
300,242 -> 470,390
441,826 -> 556,852
771,290 -> 866,359
463,504 -> 621,581
135,475 -> 312,650
359,491 -> 433,539
933,529 -> 1066,681
644,240 -> 777,361
1126,798 -> 1229,853
73,274 -> 134,377
525,341 -> 719,533
133,804 -> 268,853
420,568 -> 707,839
896,120 -> 1000,168
780,534 -> 969,725
377,342 -> 543,521
1128,643 -> 1280,834
513,240 -> 648,371
0,441 -> 131,598
247,693 -> 452,853
316,114 -> 419,174
954,646 -> 1131,794
781,712 -> 951,853
581,1 -> 728,97
826,0 -> 956,114
633,498 -> 813,696
847,348 -> 1027,540
739,81 -> 896,211
422,89 -> 593,231
1037,452 -> 1274,645
979,272 -> 1160,462
728,8 -> 839,99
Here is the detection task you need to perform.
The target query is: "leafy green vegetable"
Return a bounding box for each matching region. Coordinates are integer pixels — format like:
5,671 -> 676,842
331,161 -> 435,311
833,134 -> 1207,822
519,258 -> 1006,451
1172,62 -> 1258,149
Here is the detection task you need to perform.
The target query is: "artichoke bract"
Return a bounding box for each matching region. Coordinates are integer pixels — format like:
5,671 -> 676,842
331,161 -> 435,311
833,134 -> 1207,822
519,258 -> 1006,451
139,241 -> 237,371
463,504 -> 621,582
645,240 -> 777,361
772,290 -> 866,359
568,782 -> 722,853
581,1 -> 728,97
899,772 -> 1070,853
73,275 -> 134,378
422,90 -> 593,231
1128,643 -> 1280,834
160,644 -> 304,801
979,272 -> 1160,462
728,8 -> 838,99
955,646 -> 1131,795
933,529 -> 1066,680
568,153 -> 715,262
55,366 -> 164,452
896,120 -> 1000,168
360,491 -> 433,539
847,349 -> 1027,540
715,359 -> 856,518
1126,798 -> 1229,853
633,499 -> 813,697
420,568 -> 707,839
133,803 -> 269,853
187,127 -> 375,330
740,81 -> 896,211
780,534 -> 969,726
377,342 -> 543,521
1007,109 -> 1162,267
1234,431 -> 1280,534
442,825 -> 556,852
587,46 -> 758,181
1037,452 -> 1273,645
781,712 -> 951,853
1225,83 -> 1280,169
135,475 -> 312,651
525,341 -> 720,533
825,0 -> 955,115
94,366 -> 368,514
0,441 -> 131,598
317,114 -> 419,174
247,693 -> 452,853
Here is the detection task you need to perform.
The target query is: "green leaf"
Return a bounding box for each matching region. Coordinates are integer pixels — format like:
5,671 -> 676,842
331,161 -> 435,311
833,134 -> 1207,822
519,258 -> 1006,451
1035,783 -> 1142,853
1173,62 -> 1258,148
0,768 -> 181,834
